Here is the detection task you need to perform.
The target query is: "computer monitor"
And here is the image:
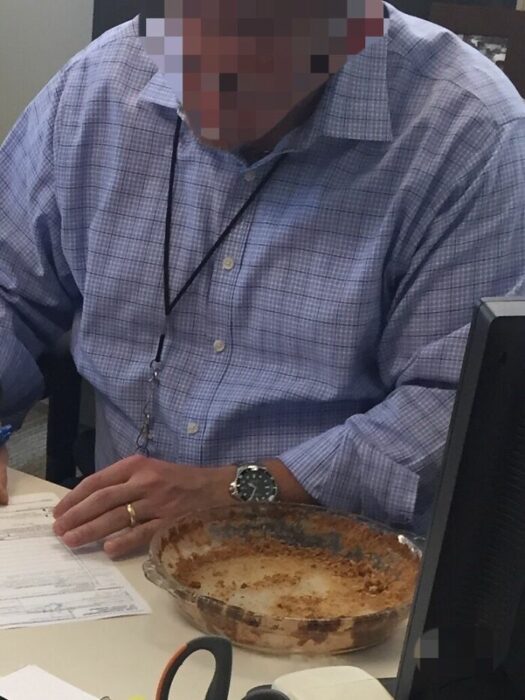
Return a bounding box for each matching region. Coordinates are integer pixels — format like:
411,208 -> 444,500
392,298 -> 525,699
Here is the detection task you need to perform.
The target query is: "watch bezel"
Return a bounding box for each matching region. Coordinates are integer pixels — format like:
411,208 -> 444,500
229,463 -> 279,503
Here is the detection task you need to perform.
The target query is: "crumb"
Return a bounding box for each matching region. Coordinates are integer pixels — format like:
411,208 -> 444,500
169,516 -> 419,619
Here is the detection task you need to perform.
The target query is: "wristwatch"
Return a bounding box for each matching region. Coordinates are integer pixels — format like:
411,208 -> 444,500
229,462 -> 279,503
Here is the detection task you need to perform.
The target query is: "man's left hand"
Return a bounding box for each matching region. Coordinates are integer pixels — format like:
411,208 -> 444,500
52,456 -> 236,558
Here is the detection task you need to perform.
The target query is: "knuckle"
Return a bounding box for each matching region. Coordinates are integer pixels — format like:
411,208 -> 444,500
93,489 -> 115,512
64,516 -> 82,534
58,512 -> 74,530
126,455 -> 144,471
87,473 -> 104,491
70,527 -> 85,543
65,527 -> 86,547
140,472 -> 158,490
138,465 -> 161,487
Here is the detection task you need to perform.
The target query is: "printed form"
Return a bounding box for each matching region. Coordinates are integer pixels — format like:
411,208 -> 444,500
0,493 -> 150,629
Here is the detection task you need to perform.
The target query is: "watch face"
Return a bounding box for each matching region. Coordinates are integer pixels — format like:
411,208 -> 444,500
237,466 -> 278,502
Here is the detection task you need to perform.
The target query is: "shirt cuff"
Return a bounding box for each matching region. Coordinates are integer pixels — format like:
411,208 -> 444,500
279,425 -> 421,531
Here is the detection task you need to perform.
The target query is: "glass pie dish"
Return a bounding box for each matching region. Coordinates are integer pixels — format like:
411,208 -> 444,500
143,503 -> 421,655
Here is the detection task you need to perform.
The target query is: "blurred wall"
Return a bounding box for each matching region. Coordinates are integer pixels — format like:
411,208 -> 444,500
0,0 -> 94,142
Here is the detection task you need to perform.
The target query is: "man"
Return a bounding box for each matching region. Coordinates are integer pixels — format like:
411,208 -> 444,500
1,0 -> 524,557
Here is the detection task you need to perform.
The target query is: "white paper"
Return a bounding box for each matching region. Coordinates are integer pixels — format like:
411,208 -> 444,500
0,493 -> 150,629
0,665 -> 98,699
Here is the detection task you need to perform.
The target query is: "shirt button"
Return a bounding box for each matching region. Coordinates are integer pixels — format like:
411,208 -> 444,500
244,171 -> 256,182
187,421 -> 199,435
222,256 -> 235,271
213,339 -> 226,353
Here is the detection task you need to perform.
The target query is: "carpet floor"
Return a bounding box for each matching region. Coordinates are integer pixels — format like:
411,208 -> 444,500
7,402 -> 48,479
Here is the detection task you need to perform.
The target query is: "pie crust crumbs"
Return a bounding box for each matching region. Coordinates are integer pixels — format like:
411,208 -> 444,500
164,516 -> 419,620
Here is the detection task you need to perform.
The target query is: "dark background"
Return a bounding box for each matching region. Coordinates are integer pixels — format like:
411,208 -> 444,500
93,0 -> 139,39
92,0 -> 518,40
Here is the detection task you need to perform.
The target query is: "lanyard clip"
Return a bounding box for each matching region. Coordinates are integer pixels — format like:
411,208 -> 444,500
135,359 -> 162,456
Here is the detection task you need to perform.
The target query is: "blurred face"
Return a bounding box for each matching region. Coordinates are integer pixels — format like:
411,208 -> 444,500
141,0 -> 385,151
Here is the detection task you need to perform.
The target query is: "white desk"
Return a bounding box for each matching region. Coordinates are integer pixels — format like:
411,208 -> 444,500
0,468 -> 404,699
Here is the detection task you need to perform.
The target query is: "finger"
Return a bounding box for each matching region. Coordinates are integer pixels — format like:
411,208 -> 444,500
60,500 -> 148,549
0,447 -> 8,506
104,519 -> 161,559
53,455 -> 143,518
53,482 -> 144,536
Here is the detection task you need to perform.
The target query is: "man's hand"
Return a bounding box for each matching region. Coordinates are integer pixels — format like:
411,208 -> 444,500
0,446 -> 8,505
53,456 -> 237,558
52,455 -> 314,559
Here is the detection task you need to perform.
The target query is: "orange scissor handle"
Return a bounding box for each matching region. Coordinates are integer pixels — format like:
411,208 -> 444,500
156,635 -> 232,700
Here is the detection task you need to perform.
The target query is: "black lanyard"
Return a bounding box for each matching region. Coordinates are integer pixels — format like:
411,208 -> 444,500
154,116 -> 288,364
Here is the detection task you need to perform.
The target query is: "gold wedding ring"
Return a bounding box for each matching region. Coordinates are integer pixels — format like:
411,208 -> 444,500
126,502 -> 137,528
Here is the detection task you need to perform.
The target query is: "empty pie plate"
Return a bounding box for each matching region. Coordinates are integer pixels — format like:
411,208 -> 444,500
143,503 -> 421,655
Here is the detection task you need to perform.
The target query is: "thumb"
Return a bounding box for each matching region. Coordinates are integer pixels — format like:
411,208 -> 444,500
0,447 -> 9,506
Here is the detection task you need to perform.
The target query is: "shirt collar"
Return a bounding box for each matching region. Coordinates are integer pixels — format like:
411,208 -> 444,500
286,9 -> 393,152
137,11 -> 393,147
137,70 -> 181,112
309,31 -> 393,144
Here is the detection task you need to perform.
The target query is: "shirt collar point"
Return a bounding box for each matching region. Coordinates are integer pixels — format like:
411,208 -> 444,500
137,71 -> 180,112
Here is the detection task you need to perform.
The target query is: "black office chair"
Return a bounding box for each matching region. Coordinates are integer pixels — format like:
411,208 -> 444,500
38,340 -> 81,484
39,338 -> 94,486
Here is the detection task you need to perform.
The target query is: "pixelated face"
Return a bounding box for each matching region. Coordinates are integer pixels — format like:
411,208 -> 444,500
141,0 -> 385,150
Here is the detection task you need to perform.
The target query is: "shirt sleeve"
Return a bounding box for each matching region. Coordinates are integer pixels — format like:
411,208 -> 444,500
280,117 -> 525,533
0,71 -> 81,424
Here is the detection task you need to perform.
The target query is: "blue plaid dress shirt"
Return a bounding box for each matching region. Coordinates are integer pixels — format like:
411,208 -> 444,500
1,5 -> 524,532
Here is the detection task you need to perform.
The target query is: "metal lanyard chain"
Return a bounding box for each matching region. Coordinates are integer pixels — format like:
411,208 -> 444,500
136,359 -> 161,456
134,119 -> 288,456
